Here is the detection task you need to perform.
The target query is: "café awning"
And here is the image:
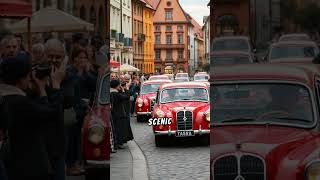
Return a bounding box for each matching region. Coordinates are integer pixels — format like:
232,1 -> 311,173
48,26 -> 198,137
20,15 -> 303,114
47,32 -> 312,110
10,7 -> 94,33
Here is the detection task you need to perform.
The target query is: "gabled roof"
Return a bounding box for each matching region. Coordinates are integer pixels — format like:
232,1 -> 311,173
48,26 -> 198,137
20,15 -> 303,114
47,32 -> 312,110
144,0 -> 160,9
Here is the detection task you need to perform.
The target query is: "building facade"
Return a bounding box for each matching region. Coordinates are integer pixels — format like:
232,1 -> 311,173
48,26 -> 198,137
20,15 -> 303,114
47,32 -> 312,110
31,0 -> 74,14
153,0 -> 190,73
143,1 -> 155,73
132,0 -> 145,71
110,0 -> 123,63
203,16 -> 210,64
122,0 -> 133,65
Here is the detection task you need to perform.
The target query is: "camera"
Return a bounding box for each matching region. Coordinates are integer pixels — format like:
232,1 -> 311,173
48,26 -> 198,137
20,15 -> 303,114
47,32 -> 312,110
121,82 -> 126,87
32,64 -> 52,79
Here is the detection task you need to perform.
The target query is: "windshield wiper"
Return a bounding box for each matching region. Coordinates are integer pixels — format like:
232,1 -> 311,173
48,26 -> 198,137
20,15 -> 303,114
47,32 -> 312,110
221,118 -> 256,123
270,117 -> 311,123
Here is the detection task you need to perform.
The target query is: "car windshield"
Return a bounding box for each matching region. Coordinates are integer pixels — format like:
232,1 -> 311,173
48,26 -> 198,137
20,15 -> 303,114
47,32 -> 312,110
211,83 -> 314,127
141,83 -> 162,94
270,45 -> 317,59
212,56 -> 251,64
175,79 -> 189,82
280,36 -> 310,41
161,87 -> 209,103
194,75 -> 209,81
176,74 -> 188,78
149,76 -> 168,80
212,39 -> 249,51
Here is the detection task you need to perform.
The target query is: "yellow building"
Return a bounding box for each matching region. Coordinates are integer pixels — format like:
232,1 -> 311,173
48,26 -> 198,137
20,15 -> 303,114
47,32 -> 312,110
143,1 -> 155,73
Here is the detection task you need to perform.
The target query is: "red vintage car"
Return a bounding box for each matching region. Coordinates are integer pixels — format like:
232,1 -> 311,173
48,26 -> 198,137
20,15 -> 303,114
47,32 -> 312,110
152,82 -> 210,147
149,75 -> 170,81
211,64 -> 320,180
82,73 -> 110,180
135,79 -> 172,122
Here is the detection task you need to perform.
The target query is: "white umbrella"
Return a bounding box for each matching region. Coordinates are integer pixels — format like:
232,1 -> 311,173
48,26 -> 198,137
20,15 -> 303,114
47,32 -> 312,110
10,7 -> 94,33
120,64 -> 140,72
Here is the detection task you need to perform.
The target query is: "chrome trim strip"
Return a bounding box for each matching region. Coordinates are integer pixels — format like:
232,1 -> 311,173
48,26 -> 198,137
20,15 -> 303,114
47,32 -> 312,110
211,80 -> 318,129
86,160 -> 110,166
211,152 -> 266,180
159,87 -> 209,104
137,112 -> 151,115
154,130 -> 210,135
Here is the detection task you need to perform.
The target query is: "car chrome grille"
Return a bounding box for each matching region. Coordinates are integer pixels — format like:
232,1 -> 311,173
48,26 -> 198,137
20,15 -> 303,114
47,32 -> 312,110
213,154 -> 265,180
150,99 -> 155,112
176,111 -> 193,130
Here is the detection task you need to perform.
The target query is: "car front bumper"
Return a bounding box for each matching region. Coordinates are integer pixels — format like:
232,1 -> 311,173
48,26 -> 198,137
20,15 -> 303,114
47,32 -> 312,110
137,112 -> 151,115
85,160 -> 110,169
154,129 -> 210,136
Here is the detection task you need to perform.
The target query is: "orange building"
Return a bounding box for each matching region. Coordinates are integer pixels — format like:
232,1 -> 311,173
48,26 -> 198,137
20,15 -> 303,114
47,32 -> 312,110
132,0 -> 145,71
153,0 -> 190,73
143,0 -> 155,73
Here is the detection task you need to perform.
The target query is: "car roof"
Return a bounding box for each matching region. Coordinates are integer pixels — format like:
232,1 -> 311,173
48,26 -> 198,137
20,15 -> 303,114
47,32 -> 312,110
211,64 -> 320,86
150,75 -> 168,77
161,82 -> 208,89
175,77 -> 189,79
176,73 -> 188,74
143,80 -> 172,84
271,40 -> 317,47
211,51 -> 251,56
280,33 -> 309,37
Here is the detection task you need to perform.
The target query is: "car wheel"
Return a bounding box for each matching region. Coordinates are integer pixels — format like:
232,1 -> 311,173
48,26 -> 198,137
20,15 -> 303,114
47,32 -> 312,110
155,135 -> 169,147
137,115 -> 143,122
85,168 -> 109,180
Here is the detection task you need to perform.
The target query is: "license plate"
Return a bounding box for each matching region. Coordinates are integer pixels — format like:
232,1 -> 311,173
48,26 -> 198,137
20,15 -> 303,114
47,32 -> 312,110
176,130 -> 195,137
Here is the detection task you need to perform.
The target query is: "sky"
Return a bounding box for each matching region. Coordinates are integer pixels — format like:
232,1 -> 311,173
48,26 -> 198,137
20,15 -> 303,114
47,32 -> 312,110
179,0 -> 210,26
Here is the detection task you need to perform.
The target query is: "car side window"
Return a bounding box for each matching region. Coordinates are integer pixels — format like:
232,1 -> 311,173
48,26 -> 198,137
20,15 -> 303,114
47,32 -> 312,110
99,73 -> 110,104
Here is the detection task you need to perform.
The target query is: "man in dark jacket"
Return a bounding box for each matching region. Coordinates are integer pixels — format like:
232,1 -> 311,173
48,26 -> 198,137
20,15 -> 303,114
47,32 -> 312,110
0,53 -> 64,180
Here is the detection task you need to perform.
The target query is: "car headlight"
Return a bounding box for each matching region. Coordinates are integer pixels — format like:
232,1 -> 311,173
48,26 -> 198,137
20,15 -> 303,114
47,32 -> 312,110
88,125 -> 105,145
156,110 -> 165,118
205,111 -> 210,122
137,98 -> 143,107
306,161 -> 320,180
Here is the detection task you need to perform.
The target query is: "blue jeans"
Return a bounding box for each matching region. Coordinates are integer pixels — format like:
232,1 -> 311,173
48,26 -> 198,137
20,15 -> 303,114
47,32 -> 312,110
51,157 -> 65,180
0,160 -> 8,180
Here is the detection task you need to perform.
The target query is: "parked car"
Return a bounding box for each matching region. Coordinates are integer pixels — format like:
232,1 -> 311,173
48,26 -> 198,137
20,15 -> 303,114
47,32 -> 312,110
174,77 -> 189,83
149,75 -> 170,81
194,72 -> 209,82
279,33 -> 311,42
175,72 -> 189,80
164,74 -> 174,81
82,72 -> 110,180
211,64 -> 320,180
211,51 -> 255,65
135,80 -> 172,122
212,36 -> 256,54
152,82 -> 210,147
265,41 -> 320,63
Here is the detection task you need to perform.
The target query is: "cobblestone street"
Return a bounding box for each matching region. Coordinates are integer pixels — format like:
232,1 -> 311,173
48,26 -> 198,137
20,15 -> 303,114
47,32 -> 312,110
131,117 -> 210,180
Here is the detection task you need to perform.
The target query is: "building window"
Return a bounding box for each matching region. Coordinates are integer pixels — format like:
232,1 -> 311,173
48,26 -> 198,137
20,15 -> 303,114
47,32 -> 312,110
166,50 -> 172,59
178,34 -> 183,44
165,10 -> 172,19
155,35 -> 161,44
155,50 -> 161,59
178,25 -> 183,31
166,35 -> 172,44
178,50 -> 183,58
90,6 -> 96,25
155,25 -> 160,31
166,26 -> 172,31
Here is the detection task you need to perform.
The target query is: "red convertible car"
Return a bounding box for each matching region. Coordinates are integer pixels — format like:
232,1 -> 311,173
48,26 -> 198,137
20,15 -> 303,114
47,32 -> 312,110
135,79 -> 172,122
82,73 -> 110,180
211,64 -> 320,180
152,82 -> 210,147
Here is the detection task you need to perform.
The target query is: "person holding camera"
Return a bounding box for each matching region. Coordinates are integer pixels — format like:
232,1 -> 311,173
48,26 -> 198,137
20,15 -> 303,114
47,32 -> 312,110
0,52 -> 64,180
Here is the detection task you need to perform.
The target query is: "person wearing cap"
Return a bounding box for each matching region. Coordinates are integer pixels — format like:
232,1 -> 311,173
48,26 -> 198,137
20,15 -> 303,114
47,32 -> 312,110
0,52 -> 65,180
110,79 -> 134,149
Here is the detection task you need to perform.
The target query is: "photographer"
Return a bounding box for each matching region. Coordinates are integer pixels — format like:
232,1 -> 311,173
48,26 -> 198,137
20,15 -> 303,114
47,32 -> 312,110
0,52 -> 64,180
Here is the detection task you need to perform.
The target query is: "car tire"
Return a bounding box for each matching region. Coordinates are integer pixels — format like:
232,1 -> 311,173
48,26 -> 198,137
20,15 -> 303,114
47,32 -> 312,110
155,135 -> 169,147
85,168 -> 109,180
137,115 -> 143,122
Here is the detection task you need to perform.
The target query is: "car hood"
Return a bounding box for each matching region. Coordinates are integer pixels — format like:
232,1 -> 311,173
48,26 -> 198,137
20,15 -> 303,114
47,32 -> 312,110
211,125 -> 319,161
160,101 -> 208,113
140,93 -> 156,100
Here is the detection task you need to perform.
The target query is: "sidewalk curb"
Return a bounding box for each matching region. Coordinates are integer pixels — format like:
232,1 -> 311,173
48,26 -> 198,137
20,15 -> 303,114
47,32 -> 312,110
127,140 -> 149,180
